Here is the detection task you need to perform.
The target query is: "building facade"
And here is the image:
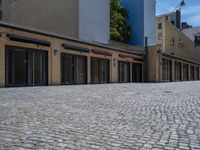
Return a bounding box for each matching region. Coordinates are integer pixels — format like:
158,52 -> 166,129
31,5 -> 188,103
0,22 -> 200,87
0,22 -> 144,87
153,13 -> 200,82
120,0 -> 156,46
0,0 -> 110,44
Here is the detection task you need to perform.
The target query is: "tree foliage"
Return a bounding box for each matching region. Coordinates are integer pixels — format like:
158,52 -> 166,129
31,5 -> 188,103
110,0 -> 132,43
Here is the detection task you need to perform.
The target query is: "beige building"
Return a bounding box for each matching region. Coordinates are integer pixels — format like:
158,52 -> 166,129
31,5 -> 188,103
154,12 -> 200,82
0,21 -> 200,87
0,22 -> 145,87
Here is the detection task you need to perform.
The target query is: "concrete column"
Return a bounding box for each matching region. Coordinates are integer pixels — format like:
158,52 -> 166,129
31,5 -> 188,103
51,41 -> 61,85
111,53 -> 118,83
0,43 -> 5,87
87,55 -> 91,84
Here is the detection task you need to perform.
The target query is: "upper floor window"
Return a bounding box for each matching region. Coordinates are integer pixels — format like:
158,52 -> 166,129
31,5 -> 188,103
158,23 -> 162,29
195,33 -> 200,47
170,38 -> 175,46
158,33 -> 162,40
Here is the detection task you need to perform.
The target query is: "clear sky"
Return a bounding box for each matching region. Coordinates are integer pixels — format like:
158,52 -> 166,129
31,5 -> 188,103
156,0 -> 200,27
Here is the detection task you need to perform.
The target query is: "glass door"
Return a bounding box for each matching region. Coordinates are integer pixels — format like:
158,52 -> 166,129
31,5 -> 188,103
183,64 -> 188,81
13,49 -> 28,86
132,63 -> 142,82
33,51 -> 48,86
74,56 -> 87,84
91,58 -> 110,84
6,46 -> 48,87
61,55 -> 74,84
119,61 -> 130,83
61,54 -> 87,85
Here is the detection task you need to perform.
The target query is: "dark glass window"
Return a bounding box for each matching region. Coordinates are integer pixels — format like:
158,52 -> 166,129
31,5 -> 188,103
119,61 -> 130,83
183,64 -> 188,81
61,54 -> 87,85
190,65 -> 195,80
162,58 -> 172,82
174,61 -> 182,81
91,58 -> 110,84
132,63 -> 142,82
6,46 -> 48,87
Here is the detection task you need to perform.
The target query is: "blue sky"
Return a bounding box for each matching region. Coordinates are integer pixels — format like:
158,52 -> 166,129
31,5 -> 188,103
156,0 -> 200,27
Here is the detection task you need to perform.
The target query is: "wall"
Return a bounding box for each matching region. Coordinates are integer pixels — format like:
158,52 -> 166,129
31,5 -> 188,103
2,0 -> 11,21
10,0 -> 78,38
148,46 -> 160,82
0,24 -> 143,87
164,21 -> 200,63
144,0 -> 156,45
121,0 -> 156,46
120,0 -> 144,46
78,0 -> 110,44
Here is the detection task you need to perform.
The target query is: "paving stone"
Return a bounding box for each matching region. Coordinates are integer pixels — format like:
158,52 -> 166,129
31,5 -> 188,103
0,82 -> 200,149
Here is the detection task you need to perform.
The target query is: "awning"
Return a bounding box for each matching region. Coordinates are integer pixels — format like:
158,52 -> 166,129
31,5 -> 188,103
119,54 -> 133,59
62,44 -> 90,53
92,49 -> 112,56
7,34 -> 51,47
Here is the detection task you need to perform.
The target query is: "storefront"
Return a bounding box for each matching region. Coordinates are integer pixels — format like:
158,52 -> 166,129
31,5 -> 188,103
162,58 -> 172,82
118,61 -> 130,83
190,65 -> 195,80
183,64 -> 189,81
194,66 -> 199,80
91,58 -> 110,84
61,54 -> 87,85
174,61 -> 182,81
132,63 -> 142,82
5,46 -> 48,87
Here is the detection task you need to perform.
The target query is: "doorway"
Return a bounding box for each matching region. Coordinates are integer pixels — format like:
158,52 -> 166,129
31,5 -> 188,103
132,63 -> 142,82
61,54 -> 87,85
91,58 -> 110,84
6,46 -> 48,87
118,61 -> 130,83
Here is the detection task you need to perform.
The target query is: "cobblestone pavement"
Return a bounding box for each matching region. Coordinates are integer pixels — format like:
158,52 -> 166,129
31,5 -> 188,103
1,82 -> 200,150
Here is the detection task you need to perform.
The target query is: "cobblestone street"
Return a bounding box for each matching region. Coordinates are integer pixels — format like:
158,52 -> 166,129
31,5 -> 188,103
1,82 -> 200,150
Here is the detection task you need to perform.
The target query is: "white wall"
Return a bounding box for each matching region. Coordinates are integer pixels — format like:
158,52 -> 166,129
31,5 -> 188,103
79,0 -> 110,44
144,0 -> 156,45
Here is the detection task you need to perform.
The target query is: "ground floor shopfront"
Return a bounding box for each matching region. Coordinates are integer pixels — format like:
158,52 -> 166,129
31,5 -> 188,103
161,55 -> 200,82
0,23 -> 144,87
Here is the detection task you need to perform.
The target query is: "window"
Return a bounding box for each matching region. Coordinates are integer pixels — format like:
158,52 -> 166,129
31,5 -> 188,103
195,33 -> 200,47
118,61 -> 130,83
171,21 -> 175,25
174,62 -> 182,81
61,54 -> 87,85
162,58 -> 172,82
158,33 -> 162,40
170,38 -> 175,46
158,23 -> 162,29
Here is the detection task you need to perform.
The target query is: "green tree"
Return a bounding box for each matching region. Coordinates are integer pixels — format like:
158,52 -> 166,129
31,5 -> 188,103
110,0 -> 132,43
